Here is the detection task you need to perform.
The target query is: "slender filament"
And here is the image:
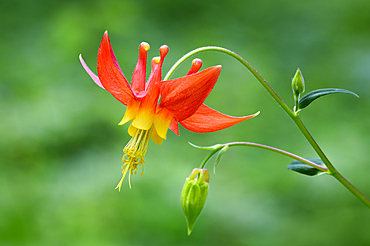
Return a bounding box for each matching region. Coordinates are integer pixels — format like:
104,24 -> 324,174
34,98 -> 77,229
115,127 -> 153,191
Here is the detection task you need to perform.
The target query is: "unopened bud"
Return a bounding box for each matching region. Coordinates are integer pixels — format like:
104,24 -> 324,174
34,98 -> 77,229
180,168 -> 209,235
292,68 -> 305,96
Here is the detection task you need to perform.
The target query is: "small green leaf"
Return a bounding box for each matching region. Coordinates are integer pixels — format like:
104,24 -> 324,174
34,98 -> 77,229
188,142 -> 222,150
214,146 -> 229,173
298,88 -> 359,109
287,158 -> 326,176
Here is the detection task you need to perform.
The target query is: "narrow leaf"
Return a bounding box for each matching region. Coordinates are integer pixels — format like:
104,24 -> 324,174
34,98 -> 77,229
287,158 -> 326,176
188,142 -> 221,150
214,146 -> 229,174
298,88 -> 358,109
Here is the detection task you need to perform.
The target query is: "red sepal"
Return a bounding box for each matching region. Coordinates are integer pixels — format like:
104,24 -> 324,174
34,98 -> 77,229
180,104 -> 259,133
169,118 -> 180,136
159,66 -> 221,122
97,31 -> 134,105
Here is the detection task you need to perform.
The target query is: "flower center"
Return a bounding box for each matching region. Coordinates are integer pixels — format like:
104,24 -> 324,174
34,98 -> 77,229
115,126 -> 153,191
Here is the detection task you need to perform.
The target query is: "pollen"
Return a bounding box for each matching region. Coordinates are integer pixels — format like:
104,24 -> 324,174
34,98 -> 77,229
115,127 -> 153,191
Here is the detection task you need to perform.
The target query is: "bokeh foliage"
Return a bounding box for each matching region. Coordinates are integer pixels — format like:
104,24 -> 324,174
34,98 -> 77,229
1,0 -> 370,245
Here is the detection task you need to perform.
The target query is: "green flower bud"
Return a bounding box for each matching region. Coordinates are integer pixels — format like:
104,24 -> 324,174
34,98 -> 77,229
292,68 -> 305,96
181,168 -> 210,235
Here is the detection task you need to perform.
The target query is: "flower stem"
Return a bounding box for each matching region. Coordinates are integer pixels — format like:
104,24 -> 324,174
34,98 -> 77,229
290,114 -> 370,208
199,146 -> 223,169
164,46 -> 295,117
199,142 -> 328,173
168,46 -> 370,208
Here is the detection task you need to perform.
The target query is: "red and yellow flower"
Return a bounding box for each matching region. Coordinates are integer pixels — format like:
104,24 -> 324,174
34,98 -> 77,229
79,31 -> 259,190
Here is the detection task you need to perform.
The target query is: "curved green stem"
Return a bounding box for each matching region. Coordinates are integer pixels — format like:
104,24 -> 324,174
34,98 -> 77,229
199,142 -> 328,173
199,146 -> 223,170
164,46 -> 295,117
170,46 -> 370,208
290,114 -> 370,208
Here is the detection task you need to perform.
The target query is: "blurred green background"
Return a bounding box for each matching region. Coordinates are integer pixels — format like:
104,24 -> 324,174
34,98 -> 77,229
1,0 -> 370,245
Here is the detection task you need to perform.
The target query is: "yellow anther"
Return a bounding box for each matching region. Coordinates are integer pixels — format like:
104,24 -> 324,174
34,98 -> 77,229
115,127 -> 153,190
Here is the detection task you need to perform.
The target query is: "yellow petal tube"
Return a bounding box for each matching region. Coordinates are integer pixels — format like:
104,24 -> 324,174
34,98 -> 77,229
151,126 -> 163,145
131,107 -> 155,130
127,124 -> 138,137
118,98 -> 140,125
153,107 -> 173,140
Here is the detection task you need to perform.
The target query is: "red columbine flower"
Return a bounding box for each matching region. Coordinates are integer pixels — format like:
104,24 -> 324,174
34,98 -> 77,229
79,31 -> 259,190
